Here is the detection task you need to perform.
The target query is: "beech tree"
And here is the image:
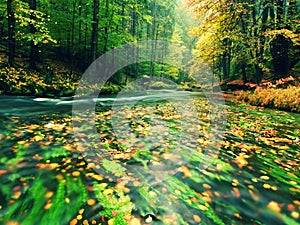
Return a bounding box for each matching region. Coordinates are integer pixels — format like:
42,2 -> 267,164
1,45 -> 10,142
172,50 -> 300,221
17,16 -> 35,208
186,0 -> 300,84
91,0 -> 99,62
7,0 -> 15,66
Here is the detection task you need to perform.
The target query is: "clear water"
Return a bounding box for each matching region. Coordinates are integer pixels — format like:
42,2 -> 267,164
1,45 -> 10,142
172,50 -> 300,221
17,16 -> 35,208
0,91 -> 299,225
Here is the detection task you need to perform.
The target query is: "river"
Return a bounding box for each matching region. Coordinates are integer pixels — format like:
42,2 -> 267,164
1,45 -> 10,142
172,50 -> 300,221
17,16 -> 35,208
0,90 -> 299,225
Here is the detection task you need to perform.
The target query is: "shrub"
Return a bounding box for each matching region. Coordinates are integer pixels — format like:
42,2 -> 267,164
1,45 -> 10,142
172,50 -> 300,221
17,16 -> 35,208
0,66 -> 78,97
236,86 -> 300,113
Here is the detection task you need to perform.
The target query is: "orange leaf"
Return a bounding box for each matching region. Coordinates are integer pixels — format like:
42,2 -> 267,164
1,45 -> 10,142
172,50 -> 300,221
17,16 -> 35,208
193,214 -> 201,223
267,201 -> 281,213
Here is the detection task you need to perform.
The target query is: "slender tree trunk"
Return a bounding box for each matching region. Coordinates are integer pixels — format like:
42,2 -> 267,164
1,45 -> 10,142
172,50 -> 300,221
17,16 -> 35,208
29,0 -> 38,70
241,63 -> 247,84
70,0 -> 76,74
222,54 -> 228,80
91,0 -> 99,62
131,10 -> 138,79
84,8 -> 88,69
222,38 -> 231,80
150,0 -> 157,77
78,0 -> 82,44
7,0 -> 15,67
251,0 -> 267,84
103,0 -> 109,53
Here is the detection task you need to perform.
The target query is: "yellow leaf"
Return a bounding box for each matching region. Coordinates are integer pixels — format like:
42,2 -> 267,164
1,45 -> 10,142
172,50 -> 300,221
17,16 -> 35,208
263,183 -> 271,189
291,211 -> 299,219
87,199 -> 96,206
129,218 -> 141,225
233,154 -> 248,168
108,219 -> 114,225
198,205 -> 208,211
267,201 -> 281,213
260,176 -> 269,180
103,189 -> 114,195
72,171 -> 80,177
45,191 -> 53,199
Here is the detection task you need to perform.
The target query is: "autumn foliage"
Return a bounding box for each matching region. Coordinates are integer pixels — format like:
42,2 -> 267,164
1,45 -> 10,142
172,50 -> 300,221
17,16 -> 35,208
236,85 -> 300,113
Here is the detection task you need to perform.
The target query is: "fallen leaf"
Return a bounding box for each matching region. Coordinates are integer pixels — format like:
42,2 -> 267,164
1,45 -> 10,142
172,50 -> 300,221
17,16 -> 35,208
233,154 -> 248,168
87,199 -> 96,206
267,201 -> 281,213
193,214 -> 201,223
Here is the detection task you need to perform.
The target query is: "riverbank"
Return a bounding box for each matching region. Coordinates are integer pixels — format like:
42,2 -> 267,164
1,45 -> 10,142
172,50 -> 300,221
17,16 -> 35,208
1,61 -> 300,113
233,86 -> 300,113
222,76 -> 300,113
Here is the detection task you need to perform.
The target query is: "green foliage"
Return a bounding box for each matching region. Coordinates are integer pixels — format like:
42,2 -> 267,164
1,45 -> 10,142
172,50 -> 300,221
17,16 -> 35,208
167,177 -> 226,225
100,83 -> 122,95
1,0 -> 181,86
101,159 -> 126,176
14,0 -> 56,45
94,183 -> 133,224
43,147 -> 68,160
149,81 -> 177,89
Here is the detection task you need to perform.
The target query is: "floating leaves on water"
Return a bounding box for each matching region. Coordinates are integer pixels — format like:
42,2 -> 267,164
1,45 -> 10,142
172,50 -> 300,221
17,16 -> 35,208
231,188 -> 241,198
0,170 -> 7,175
177,166 -> 192,178
198,205 -> 208,211
87,199 -> 96,206
291,211 -> 299,219
260,175 -> 270,180
203,183 -> 211,189
267,201 -> 281,213
263,183 -> 271,189
193,214 -> 201,223
232,154 -> 248,168
72,171 -> 81,177
1,95 -> 300,225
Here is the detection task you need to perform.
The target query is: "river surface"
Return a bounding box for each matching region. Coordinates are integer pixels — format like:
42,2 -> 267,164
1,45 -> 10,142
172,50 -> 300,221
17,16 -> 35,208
0,90 -> 299,225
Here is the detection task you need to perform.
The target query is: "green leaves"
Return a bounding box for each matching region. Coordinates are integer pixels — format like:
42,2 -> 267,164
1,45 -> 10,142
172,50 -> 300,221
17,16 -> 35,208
14,0 -> 56,45
101,159 -> 126,176
94,182 -> 133,223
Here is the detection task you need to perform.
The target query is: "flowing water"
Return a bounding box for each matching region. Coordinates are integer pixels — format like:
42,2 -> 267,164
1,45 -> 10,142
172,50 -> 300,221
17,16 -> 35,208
0,90 -> 299,225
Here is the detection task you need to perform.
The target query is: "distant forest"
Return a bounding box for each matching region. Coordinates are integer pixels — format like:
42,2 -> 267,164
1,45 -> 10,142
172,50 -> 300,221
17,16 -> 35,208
0,0 -> 299,92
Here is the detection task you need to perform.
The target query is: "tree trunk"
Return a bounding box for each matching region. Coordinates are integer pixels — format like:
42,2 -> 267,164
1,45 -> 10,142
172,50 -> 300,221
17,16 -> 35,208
149,0 -> 157,77
132,10 -> 139,79
103,0 -> 109,53
84,8 -> 88,69
70,0 -> 76,74
29,0 -> 38,70
7,0 -> 15,67
222,38 -> 231,80
78,0 -> 82,44
91,0 -> 99,62
270,34 -> 290,79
